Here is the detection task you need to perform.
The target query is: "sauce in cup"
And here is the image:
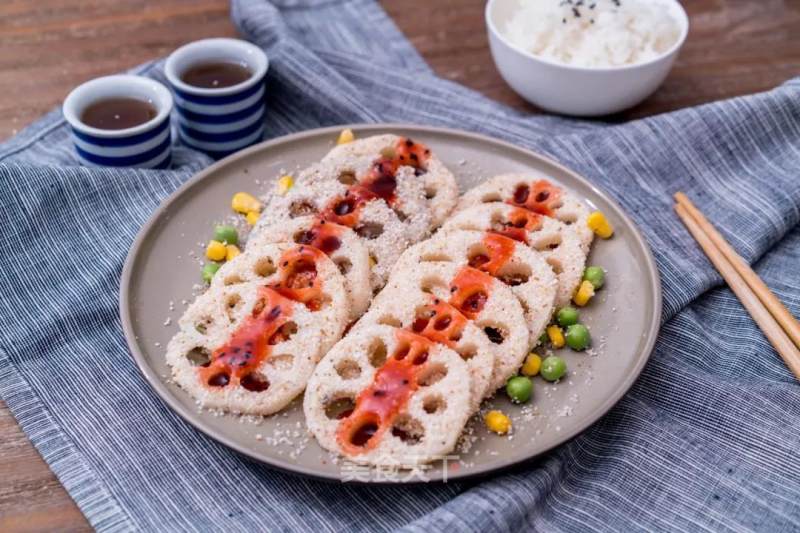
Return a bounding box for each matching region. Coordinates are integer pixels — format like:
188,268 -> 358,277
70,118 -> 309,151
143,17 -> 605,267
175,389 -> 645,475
180,62 -> 252,89
80,97 -> 157,130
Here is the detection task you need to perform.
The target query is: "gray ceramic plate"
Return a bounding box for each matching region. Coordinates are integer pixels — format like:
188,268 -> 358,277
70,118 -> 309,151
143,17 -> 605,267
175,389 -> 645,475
120,124 -> 661,483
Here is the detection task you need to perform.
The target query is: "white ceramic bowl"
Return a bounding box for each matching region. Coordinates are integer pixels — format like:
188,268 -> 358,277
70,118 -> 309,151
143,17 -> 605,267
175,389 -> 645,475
485,0 -> 689,116
63,75 -> 173,168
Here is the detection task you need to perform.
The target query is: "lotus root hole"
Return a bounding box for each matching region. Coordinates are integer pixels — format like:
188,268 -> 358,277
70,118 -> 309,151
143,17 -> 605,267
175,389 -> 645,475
289,201 -> 316,218
254,257 -> 276,277
483,326 -> 506,345
559,213 -> 577,225
391,414 -> 424,444
207,372 -> 230,388
417,363 -> 447,386
241,373 -> 270,392
546,257 -> 564,275
420,252 -> 451,262
335,358 -> 362,380
223,274 -> 244,286
194,317 -> 212,334
349,417 -> 379,447
186,347 -> 211,367
354,222 -> 384,240
377,315 -> 402,328
268,353 -> 294,371
368,339 -> 388,367
268,321 -> 298,345
498,265 -> 530,286
457,344 -> 477,360
423,395 -> 446,414
394,342 -> 411,361
325,396 -> 355,420
335,258 -> 352,275
338,170 -> 357,185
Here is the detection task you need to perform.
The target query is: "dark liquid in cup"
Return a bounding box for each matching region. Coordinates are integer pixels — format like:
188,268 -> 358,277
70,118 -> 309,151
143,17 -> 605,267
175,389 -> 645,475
80,98 -> 157,130
181,62 -> 252,89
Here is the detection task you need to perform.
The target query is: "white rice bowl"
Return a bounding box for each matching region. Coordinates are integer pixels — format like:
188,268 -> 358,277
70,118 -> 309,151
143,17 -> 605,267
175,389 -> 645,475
504,0 -> 681,68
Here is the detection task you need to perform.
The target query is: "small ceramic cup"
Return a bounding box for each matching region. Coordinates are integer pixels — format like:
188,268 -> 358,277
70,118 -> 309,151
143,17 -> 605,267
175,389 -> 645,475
63,75 -> 173,169
165,38 -> 269,159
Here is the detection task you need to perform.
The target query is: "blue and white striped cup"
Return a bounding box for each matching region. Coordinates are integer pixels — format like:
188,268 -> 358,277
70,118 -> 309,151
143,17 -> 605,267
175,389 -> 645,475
62,75 -> 173,169
165,38 -> 269,159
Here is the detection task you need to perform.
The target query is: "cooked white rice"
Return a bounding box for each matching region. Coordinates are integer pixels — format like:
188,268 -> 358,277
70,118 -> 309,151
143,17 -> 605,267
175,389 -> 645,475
504,0 -> 681,68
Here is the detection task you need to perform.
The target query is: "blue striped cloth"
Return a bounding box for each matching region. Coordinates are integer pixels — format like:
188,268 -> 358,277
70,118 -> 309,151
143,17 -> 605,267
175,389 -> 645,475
1,1 -> 799,531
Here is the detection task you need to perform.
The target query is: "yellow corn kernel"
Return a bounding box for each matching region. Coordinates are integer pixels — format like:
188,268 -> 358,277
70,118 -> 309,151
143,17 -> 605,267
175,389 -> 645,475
521,353 -> 542,377
587,211 -> 614,239
485,410 -> 512,435
337,128 -> 355,145
546,325 -> 565,348
225,244 -> 241,261
276,175 -> 293,195
206,240 -> 227,261
573,280 -> 595,307
231,192 -> 262,214
245,211 -> 260,225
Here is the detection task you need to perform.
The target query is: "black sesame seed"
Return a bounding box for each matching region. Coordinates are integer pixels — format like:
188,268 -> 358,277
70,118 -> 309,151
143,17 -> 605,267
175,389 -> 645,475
573,7 -> 580,17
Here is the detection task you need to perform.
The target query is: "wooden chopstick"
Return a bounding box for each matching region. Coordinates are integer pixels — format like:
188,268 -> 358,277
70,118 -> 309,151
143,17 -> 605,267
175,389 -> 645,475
673,201 -> 800,379
675,192 -> 800,350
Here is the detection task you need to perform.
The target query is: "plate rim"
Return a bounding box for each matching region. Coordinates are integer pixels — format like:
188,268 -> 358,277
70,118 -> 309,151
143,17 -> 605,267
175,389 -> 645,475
119,123 -> 662,483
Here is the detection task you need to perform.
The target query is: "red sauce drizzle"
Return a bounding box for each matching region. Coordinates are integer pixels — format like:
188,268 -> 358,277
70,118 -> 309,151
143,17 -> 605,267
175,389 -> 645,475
490,207 -> 543,244
199,245 -> 330,391
507,179 -> 562,217
294,219 -> 344,254
336,330 -> 431,454
271,246 -> 327,311
334,267 -> 496,453
467,232 -> 517,276
199,287 -> 294,390
448,266 -> 495,319
321,137 -> 430,228
410,299 -> 469,347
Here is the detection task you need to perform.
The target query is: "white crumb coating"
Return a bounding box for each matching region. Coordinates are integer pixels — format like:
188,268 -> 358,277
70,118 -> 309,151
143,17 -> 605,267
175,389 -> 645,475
392,230 -> 557,342
372,261 -> 530,395
349,284 -> 492,410
251,162 -> 422,289
303,325 -> 472,466
455,173 -> 594,251
246,216 -> 372,320
322,134 -> 459,229
442,203 -> 587,307
166,281 -> 324,416
209,241 -> 349,354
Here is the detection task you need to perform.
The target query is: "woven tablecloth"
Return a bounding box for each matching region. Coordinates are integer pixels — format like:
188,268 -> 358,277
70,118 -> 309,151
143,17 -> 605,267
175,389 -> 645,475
1,1 -> 799,531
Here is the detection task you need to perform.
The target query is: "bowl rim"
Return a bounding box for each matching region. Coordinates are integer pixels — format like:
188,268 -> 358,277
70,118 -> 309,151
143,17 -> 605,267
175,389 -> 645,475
164,38 -> 269,97
485,0 -> 690,73
62,74 -> 173,138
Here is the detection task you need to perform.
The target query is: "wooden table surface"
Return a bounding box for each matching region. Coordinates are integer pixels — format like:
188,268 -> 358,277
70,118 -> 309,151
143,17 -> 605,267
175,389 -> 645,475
0,0 -> 798,530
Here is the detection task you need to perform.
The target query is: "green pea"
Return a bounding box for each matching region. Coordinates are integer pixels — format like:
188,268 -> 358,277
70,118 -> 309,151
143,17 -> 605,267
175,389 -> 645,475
583,266 -> 605,290
540,356 -> 567,382
505,376 -> 533,403
202,262 -> 221,283
565,324 -> 591,351
556,306 -> 579,327
213,224 -> 239,245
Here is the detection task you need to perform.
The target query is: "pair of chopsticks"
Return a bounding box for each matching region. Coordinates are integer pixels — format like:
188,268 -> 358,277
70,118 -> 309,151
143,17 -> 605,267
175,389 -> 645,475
674,193 -> 800,380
